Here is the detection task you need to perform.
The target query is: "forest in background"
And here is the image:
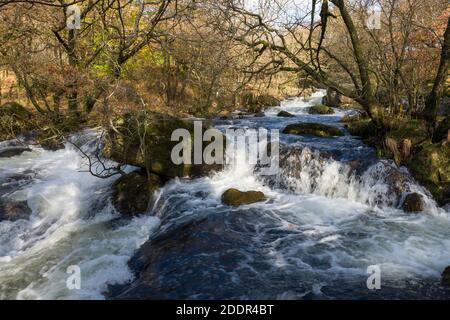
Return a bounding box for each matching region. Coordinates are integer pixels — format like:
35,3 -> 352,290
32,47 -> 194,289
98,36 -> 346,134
0,0 -> 449,202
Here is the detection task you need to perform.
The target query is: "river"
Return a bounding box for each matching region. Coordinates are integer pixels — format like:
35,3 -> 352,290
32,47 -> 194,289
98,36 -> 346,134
1,92 -> 450,299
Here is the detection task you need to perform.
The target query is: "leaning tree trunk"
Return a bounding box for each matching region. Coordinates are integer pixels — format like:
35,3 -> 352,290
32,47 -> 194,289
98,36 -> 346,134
423,17 -> 450,131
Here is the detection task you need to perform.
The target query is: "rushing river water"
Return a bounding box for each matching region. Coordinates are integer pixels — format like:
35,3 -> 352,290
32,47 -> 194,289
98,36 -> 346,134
1,92 -> 450,299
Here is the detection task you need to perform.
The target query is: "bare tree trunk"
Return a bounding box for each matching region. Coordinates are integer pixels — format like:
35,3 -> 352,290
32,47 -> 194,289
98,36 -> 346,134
423,17 -> 450,131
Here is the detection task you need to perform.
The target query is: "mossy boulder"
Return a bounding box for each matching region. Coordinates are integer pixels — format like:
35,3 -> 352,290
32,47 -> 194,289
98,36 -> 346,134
308,104 -> 334,115
282,123 -> 343,137
112,171 -> 162,216
104,113 -> 224,179
408,143 -> 450,205
442,266 -> 450,286
221,188 -> 266,206
277,111 -> 295,118
402,193 -> 425,213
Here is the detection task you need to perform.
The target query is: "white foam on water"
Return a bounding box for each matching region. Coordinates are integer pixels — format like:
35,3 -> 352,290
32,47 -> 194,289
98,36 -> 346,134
0,138 -> 160,300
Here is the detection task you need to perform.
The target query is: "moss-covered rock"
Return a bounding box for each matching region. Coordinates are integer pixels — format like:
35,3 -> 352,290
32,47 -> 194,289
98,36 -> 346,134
112,171 -> 162,216
241,92 -> 280,113
402,193 -> 425,213
408,143 -> 450,205
277,111 -> 295,118
282,123 -> 343,137
308,104 -> 334,115
104,113 -> 224,179
221,188 -> 266,206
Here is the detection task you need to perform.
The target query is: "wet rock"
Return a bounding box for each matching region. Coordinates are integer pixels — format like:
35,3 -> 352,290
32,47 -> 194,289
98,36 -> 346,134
108,208 -> 270,299
442,266 -> 450,286
112,171 -> 162,216
221,188 -> 266,206
402,193 -> 425,213
0,199 -> 32,221
104,113 -> 224,179
308,104 -> 334,115
254,112 -> 265,117
0,146 -> 31,158
282,123 -> 343,137
277,111 -> 295,118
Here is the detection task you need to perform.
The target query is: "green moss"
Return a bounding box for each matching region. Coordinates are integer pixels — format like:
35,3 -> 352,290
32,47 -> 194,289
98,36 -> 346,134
408,143 -> 450,205
385,119 -> 428,145
221,188 -> 266,206
308,104 -> 334,115
283,123 -> 343,137
345,119 -> 377,139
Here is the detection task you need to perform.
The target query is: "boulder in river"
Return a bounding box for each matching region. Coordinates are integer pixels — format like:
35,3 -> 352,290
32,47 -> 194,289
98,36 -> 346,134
0,146 -> 31,158
402,193 -> 425,213
308,104 -> 334,115
277,111 -> 295,118
112,171 -> 162,216
221,188 -> 266,206
104,113 -> 224,179
282,123 -> 343,137
241,92 -> 280,113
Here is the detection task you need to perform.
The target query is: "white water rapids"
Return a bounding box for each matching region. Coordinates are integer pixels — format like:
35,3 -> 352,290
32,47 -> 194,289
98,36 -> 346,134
1,93 -> 450,299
